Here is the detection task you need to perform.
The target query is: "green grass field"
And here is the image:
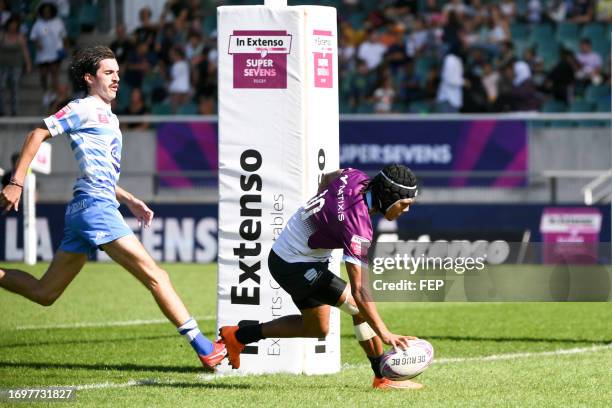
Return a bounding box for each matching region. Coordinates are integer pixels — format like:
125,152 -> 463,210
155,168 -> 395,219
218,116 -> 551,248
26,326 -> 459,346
0,263 -> 610,407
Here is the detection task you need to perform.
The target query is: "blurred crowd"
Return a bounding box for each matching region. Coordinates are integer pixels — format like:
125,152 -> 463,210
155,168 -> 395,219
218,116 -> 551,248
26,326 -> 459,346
0,0 -> 610,118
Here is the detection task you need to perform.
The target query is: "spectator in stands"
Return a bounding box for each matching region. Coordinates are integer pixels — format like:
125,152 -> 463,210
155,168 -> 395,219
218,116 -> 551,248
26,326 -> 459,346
372,75 -> 396,113
527,0 -> 543,23
568,0 -> 595,23
443,0 -> 468,17
436,43 -> 465,112
596,0 -> 612,22
481,61 -> 500,107
110,23 -> 133,66
523,47 -> 545,87
1,152 -> 19,189
499,60 -> 541,112
185,30 -> 204,61
423,64 -> 440,100
134,6 -> 158,46
122,88 -> 150,130
398,59 -> 424,104
0,15 -> 31,116
405,17 -> 429,58
30,3 -> 67,107
124,42 -> 156,89
575,38 -> 603,85
156,22 -> 179,66
197,94 -> 215,115
496,41 -> 515,68
500,0 -> 516,21
442,11 -> 462,49
383,27 -> 409,75
0,0 -> 10,28
348,59 -> 374,112
544,48 -> 578,103
357,30 -> 387,71
168,45 -> 191,111
485,5 -> 510,52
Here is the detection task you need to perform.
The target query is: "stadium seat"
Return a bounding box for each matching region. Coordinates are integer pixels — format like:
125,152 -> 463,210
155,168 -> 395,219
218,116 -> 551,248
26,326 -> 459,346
580,23 -> 605,44
510,23 -> 529,41
408,101 -> 430,114
542,99 -> 567,113
584,85 -> 610,105
596,99 -> 611,113
116,84 -> 132,113
177,102 -> 198,115
151,102 -> 173,115
556,22 -> 579,52
538,42 -> 560,71
202,16 -> 217,36
529,24 -> 554,47
569,100 -> 594,112
356,102 -> 375,114
78,3 -> 98,32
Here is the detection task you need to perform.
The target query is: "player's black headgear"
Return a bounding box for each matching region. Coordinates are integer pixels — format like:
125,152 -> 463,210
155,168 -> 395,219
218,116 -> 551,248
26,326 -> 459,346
367,164 -> 418,213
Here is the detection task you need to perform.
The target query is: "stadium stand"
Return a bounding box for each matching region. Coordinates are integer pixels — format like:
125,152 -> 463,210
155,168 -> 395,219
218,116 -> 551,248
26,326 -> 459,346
0,0 -> 609,117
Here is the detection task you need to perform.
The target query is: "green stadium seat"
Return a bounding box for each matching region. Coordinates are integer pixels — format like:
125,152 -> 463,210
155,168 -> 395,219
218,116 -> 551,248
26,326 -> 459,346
584,85 -> 610,105
529,24 -> 554,47
580,23 -> 605,43
78,4 -> 98,31
202,16 -> 217,36
177,102 -> 198,115
116,84 -> 132,113
151,102 -> 173,115
556,22 -> 579,42
569,100 -> 594,112
510,23 -> 529,41
542,99 -> 567,112
408,101 -> 430,114
596,99 -> 611,112
356,102 -> 375,114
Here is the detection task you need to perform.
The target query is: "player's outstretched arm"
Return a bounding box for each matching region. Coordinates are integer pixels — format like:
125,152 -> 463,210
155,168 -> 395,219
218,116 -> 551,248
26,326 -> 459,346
115,185 -> 154,228
346,261 -> 414,350
0,127 -> 50,213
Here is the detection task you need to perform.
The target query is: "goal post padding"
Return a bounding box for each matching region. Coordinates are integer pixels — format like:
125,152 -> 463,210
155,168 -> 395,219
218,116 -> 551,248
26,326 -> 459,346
217,4 -> 340,374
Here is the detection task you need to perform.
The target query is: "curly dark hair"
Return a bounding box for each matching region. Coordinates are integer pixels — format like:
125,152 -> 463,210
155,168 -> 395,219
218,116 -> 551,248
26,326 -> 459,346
69,46 -> 116,93
367,164 -> 418,213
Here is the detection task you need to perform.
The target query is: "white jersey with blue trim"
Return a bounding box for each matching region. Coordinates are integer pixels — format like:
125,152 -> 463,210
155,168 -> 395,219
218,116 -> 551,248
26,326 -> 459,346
44,96 -> 122,204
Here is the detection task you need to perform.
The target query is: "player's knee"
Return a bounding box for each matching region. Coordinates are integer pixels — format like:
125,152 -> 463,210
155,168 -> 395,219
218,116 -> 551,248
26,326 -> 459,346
35,288 -> 60,306
305,321 -> 329,337
145,266 -> 171,291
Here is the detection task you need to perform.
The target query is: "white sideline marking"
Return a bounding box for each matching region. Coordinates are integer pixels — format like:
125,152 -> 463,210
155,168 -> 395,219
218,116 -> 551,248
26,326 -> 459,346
66,344 -> 612,391
15,316 -> 215,331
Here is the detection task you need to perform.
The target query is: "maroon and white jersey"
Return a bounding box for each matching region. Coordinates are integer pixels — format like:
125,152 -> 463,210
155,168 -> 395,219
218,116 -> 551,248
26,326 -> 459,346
273,169 -> 372,265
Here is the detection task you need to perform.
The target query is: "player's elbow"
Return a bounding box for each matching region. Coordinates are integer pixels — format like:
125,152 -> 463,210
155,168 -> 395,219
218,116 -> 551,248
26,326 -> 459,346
35,289 -> 60,307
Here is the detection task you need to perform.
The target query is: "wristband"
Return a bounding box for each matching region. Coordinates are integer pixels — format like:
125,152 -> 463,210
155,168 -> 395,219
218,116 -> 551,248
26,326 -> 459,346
9,179 -> 23,189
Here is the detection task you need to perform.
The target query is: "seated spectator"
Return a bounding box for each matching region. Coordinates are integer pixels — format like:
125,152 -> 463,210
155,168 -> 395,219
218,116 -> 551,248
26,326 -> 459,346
168,46 -> 191,111
596,0 -> 612,22
197,94 -> 215,115
575,38 -> 603,85
383,27 -> 408,74
442,11 -> 463,48
185,30 -> 204,61
110,23 -> 133,66
527,0 -> 543,23
372,76 -> 396,113
443,0 -> 468,17
481,61 -> 500,106
122,88 -> 149,130
499,0 -> 516,21
544,48 -> 578,102
405,17 -> 429,57
398,60 -> 425,103
568,0 -> 594,23
0,0 -> 11,27
485,5 -> 510,49
357,30 -> 387,71
348,59 -> 374,112
124,42 -> 156,89
499,61 -> 541,112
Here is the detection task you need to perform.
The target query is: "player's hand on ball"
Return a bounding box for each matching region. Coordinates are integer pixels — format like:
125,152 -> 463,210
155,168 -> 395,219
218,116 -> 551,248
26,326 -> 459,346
0,185 -> 22,214
381,332 -> 417,350
127,198 -> 154,228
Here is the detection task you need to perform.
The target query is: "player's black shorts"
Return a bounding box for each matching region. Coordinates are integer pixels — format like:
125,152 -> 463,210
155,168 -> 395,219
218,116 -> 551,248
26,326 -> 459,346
268,249 -> 347,310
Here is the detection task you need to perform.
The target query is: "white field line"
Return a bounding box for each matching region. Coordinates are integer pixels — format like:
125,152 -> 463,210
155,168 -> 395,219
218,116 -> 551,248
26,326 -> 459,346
15,316 -> 216,331
66,344 -> 612,391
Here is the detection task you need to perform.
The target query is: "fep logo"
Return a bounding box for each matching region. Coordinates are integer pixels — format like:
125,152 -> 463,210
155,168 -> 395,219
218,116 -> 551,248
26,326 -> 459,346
228,30 -> 292,89
312,29 -> 334,88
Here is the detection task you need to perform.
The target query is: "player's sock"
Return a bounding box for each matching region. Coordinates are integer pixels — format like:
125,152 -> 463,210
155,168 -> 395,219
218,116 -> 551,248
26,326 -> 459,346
177,317 -> 214,356
368,354 -> 384,378
235,323 -> 265,344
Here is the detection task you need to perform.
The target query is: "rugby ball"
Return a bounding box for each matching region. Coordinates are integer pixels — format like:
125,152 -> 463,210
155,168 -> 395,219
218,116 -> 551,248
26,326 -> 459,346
379,339 -> 434,380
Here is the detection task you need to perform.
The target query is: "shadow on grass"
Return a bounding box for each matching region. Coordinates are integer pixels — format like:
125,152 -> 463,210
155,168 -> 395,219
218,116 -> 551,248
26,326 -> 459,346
340,334 -> 612,344
139,382 -> 252,390
0,361 -> 204,374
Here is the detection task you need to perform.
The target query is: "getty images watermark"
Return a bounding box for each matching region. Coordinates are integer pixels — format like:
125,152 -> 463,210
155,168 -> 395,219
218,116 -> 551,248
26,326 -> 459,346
365,242 -> 612,302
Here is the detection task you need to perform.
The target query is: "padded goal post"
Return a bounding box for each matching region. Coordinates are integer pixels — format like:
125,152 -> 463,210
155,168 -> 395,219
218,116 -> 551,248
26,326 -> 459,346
217,1 -> 340,374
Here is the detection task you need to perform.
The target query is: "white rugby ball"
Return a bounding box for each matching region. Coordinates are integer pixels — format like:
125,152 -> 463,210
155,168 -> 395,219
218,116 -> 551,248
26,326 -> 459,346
379,339 -> 434,380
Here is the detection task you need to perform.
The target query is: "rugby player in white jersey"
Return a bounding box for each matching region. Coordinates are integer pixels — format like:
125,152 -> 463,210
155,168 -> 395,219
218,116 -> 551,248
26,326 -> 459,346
0,46 -> 226,370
